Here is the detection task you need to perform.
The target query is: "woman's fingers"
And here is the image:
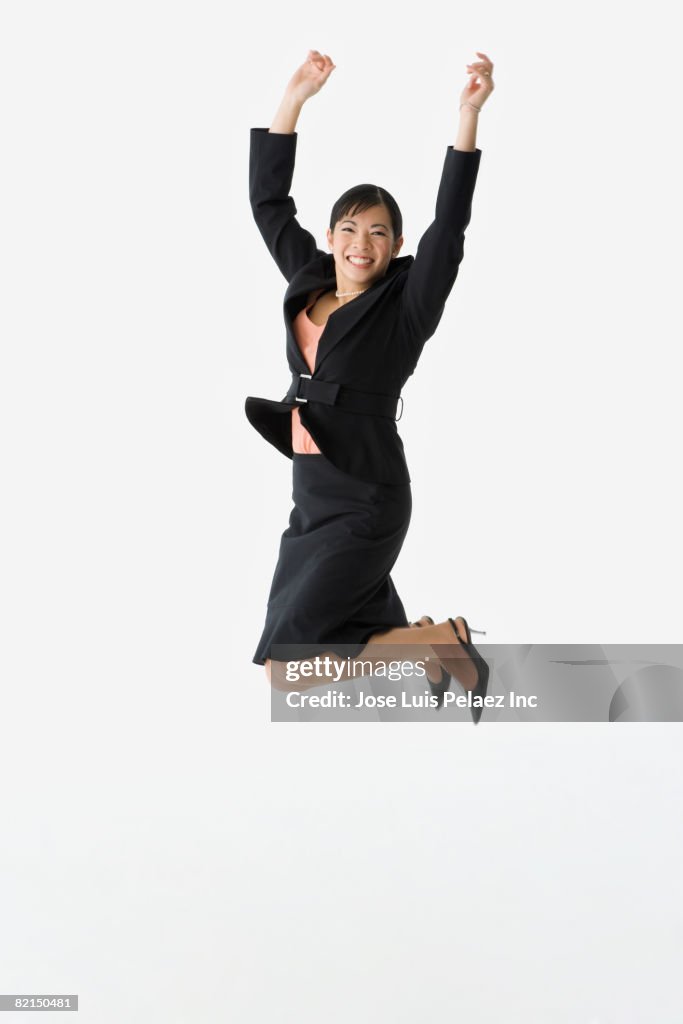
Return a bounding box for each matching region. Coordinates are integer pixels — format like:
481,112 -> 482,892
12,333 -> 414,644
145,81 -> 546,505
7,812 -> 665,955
295,48 -> 335,96
307,49 -> 334,68
466,53 -> 494,88
467,53 -> 494,75
460,52 -> 495,108
305,53 -> 336,83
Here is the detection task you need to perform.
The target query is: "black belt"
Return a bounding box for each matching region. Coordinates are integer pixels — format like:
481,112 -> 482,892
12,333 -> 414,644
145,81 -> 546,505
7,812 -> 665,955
285,373 -> 403,421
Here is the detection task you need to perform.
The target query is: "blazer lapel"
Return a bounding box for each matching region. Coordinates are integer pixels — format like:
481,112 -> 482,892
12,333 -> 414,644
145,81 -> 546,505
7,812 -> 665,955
284,254 -> 414,375
283,258 -> 331,375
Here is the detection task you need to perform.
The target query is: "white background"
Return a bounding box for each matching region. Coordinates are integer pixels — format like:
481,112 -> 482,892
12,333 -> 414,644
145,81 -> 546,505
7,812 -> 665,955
1,1 -> 682,1021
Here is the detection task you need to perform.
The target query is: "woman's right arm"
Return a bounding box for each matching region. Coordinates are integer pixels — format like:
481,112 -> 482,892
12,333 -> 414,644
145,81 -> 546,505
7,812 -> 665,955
249,51 -> 336,282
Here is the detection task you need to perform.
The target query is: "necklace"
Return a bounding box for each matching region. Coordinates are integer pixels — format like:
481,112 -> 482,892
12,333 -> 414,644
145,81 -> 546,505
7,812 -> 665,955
335,288 -> 367,298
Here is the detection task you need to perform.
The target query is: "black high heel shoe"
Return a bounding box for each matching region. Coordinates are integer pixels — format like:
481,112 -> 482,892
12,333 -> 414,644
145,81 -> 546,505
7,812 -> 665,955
447,616 -> 490,726
411,616 -> 451,710
428,618 -> 485,724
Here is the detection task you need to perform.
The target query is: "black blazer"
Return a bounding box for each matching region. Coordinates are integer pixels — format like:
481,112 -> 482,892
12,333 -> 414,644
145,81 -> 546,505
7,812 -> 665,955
245,127 -> 482,485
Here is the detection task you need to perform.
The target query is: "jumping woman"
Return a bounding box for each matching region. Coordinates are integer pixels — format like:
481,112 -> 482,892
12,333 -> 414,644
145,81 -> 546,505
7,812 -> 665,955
246,49 -> 495,722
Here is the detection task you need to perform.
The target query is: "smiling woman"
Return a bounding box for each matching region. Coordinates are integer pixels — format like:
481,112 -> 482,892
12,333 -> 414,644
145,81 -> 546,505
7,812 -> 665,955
288,194 -> 404,455
327,201 -> 402,289
327,183 -> 404,289
245,48 -> 496,722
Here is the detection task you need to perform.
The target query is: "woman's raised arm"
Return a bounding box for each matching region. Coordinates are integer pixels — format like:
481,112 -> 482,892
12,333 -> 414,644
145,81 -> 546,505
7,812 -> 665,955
454,52 -> 495,151
399,53 -> 495,357
249,50 -> 336,282
270,50 -> 336,134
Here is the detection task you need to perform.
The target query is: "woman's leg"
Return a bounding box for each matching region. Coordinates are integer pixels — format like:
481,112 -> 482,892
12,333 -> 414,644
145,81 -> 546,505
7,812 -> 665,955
264,617 -> 477,692
264,617 -> 437,687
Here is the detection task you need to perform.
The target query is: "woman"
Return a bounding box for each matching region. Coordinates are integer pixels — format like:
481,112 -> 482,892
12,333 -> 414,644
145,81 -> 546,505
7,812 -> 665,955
246,49 -> 495,720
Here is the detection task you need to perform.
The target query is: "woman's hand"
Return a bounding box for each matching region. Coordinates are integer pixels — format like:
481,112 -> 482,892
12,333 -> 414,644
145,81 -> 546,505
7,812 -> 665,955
460,52 -> 495,111
284,50 -> 336,106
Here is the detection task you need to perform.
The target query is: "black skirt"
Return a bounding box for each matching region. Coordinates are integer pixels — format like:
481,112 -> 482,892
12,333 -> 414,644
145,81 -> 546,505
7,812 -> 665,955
253,453 -> 412,665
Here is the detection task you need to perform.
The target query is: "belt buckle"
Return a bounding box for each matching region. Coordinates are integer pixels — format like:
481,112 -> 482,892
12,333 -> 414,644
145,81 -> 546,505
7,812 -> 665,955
295,373 -> 311,403
395,395 -> 404,422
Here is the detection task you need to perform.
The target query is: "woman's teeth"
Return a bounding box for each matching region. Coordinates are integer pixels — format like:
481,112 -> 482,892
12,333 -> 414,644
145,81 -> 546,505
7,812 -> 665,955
347,256 -> 373,266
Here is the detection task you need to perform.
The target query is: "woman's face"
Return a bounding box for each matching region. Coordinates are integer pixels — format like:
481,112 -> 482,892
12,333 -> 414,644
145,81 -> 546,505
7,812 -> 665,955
326,204 -> 403,292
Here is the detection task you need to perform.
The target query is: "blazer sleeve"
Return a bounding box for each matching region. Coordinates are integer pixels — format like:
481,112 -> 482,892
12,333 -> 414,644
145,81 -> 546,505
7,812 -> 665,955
400,145 -> 482,352
249,127 -> 326,283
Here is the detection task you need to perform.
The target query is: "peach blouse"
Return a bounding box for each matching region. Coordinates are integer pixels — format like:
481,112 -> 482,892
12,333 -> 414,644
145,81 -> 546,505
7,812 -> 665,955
291,294 -> 325,455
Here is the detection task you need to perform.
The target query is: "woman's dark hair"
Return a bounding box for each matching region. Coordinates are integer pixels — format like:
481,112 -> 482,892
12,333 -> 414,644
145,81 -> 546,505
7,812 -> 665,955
329,185 -> 402,239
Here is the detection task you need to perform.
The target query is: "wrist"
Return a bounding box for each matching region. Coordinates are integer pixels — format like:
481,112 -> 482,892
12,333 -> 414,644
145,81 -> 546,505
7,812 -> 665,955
282,92 -> 305,113
459,101 -> 481,114
270,93 -> 305,134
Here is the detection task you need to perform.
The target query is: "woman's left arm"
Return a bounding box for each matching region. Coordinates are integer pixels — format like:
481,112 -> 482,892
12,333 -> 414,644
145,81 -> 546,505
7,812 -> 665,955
454,52 -> 495,152
400,54 -> 495,351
